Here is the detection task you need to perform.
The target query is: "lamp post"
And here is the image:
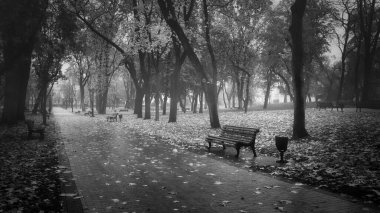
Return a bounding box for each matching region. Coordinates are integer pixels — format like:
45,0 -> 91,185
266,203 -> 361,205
275,136 -> 288,163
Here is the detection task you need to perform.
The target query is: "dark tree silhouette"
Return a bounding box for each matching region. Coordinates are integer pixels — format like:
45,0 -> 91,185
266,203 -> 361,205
0,0 -> 48,124
289,0 -> 309,139
158,0 -> 221,128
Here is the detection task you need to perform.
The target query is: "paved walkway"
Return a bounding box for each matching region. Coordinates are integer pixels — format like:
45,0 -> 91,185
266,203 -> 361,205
53,108 -> 378,213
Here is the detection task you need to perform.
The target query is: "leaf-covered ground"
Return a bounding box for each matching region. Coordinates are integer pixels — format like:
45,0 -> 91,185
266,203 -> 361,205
109,108 -> 380,205
1,107 -> 379,211
0,117 -> 61,212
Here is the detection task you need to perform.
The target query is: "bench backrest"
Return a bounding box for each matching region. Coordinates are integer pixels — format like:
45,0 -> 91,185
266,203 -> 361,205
316,102 -> 333,107
221,125 -> 259,140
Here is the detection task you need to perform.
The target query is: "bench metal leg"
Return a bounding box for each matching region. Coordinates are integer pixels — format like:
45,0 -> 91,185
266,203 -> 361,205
222,143 -> 226,150
251,145 -> 257,157
207,141 -> 211,152
235,145 -> 241,158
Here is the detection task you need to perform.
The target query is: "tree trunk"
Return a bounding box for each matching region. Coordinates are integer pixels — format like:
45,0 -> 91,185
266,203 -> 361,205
336,24 -> 351,103
263,69 -> 272,110
222,87 -> 227,108
193,90 -> 198,113
235,75 -> 243,109
361,47 -> 372,105
2,45 -> 34,124
304,70 -> 311,103
354,39 -> 362,105
232,80 -> 236,108
357,0 -> 380,105
96,88 -> 108,114
199,92 -> 203,113
25,86 -> 31,111
32,89 -> 43,114
41,83 -> 48,125
48,94 -> 52,113
162,93 -> 168,115
122,74 -> 131,109
154,93 -> 159,121
179,95 -> 186,113
158,0 -> 220,128
168,85 -> 179,122
326,79 -> 334,101
88,88 -> 95,117
244,75 -> 250,113
273,70 -> 294,101
168,52 -> 181,122
183,95 -> 187,112
224,84 -> 232,108
204,83 -> 220,128
139,52 -> 151,120
134,88 -> 144,118
289,0 -> 308,139
239,76 -> 245,109
80,83 -> 85,112
70,85 -> 74,112
144,81 -> 151,119
96,39 -> 115,115
1,0 -> 48,124
190,93 -> 194,112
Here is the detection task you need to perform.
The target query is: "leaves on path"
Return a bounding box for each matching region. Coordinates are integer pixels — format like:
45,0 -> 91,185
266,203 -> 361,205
97,109 -> 380,204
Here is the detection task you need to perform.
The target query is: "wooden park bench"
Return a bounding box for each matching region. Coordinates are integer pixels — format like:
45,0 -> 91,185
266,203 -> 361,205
317,100 -> 357,113
316,101 -> 334,110
25,119 -> 45,140
205,125 -> 260,158
335,100 -> 363,112
84,111 -> 93,116
107,113 -> 118,122
334,102 -> 344,112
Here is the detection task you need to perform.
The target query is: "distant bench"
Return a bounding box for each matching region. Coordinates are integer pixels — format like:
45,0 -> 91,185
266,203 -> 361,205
316,102 -> 334,110
205,125 -> 260,158
84,111 -> 93,116
316,101 -> 363,112
107,113 -> 118,122
25,119 -> 45,140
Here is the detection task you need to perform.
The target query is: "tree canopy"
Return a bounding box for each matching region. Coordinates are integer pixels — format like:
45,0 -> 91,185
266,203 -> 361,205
1,0 -> 379,138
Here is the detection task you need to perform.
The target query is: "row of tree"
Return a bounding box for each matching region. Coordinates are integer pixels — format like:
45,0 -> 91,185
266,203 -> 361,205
1,0 -> 379,139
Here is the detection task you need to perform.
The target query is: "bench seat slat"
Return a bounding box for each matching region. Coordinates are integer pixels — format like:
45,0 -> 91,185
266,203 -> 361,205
207,137 -> 251,145
207,135 -> 251,143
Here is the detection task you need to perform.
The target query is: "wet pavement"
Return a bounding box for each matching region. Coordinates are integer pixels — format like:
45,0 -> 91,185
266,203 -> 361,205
53,108 -> 377,213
